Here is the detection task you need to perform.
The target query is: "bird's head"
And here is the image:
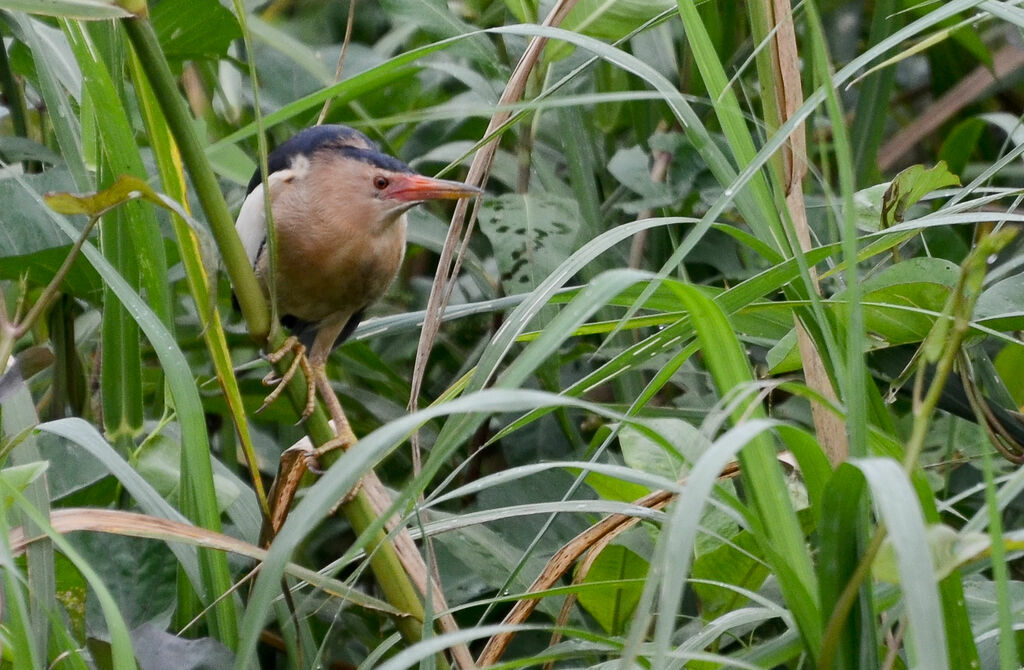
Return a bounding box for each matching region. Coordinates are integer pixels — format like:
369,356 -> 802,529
315,146 -> 482,229
244,125 -> 481,235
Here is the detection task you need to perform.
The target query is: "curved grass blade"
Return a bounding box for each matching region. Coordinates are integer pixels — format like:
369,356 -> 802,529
235,388 -> 651,670
16,171 -> 240,646
851,457 -> 949,670
4,481 -> 139,670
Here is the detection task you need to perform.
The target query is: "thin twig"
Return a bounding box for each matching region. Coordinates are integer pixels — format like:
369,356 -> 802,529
13,214 -> 102,340
628,123 -> 672,269
880,616 -> 907,670
477,459 -> 744,667
408,0 -> 581,461
316,0 -> 357,126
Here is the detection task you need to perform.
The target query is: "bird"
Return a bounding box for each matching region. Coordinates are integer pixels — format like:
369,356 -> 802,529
234,124 -> 481,427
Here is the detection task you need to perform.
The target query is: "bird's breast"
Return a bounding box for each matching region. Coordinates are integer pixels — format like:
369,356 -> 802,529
260,206 -> 407,325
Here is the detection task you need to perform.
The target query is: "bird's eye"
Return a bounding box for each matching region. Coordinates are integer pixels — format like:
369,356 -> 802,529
374,176 -> 389,190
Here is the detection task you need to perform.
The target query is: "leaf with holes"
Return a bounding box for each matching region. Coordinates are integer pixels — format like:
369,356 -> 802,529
881,162 -> 960,230
477,193 -> 580,294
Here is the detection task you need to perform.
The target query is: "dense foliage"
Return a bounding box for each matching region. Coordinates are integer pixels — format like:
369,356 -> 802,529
2,1 -> 1024,668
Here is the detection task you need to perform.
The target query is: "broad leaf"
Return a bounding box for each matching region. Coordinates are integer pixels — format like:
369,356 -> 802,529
576,544 -> 648,636
477,193 -> 580,293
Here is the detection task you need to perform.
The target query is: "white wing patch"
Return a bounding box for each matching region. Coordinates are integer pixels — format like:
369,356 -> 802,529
234,166 -> 303,267
235,182 -> 268,267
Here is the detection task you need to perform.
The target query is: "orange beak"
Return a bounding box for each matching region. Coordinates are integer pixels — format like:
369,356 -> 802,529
387,174 -> 483,203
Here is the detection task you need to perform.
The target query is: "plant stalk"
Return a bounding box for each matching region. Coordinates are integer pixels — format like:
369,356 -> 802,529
122,10 -> 431,653
121,16 -> 269,342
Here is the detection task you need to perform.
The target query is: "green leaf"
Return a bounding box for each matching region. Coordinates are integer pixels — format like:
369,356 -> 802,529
22,168 -> 237,641
768,258 -> 960,372
547,0 -> 675,60
35,430 -> 108,500
962,575 -> 1024,667
974,273 -> 1024,332
880,163 -> 961,230
136,435 -> 241,514
606,144 -> 681,213
0,246 -> 103,300
36,418 -> 203,585
477,193 -> 580,293
151,0 -> 240,66
129,624 -> 235,669
858,258 -> 958,344
563,0 -> 675,39
994,344 -> 1024,407
69,531 -> 178,630
874,524 -> 990,584
608,145 -> 671,199
580,467 -> 652,503
0,462 -> 49,508
618,418 -> 711,479
0,168 -> 80,257
660,282 -> 821,654
576,544 -> 648,635
44,173 -> 160,216
0,136 -> 63,165
45,173 -> 210,241
851,182 -> 890,233
379,0 -> 494,65
433,520 -> 559,617
691,527 -> 770,622
0,0 -> 130,19
7,14 -> 88,188
852,458 -> 949,670
938,118 -> 985,177
818,464 -> 875,670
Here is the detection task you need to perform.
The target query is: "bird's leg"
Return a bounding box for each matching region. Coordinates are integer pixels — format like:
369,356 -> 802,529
261,320 -> 363,498
299,365 -> 354,458
313,368 -> 354,448
261,359 -> 362,545
258,335 -> 317,420
260,373 -> 360,543
298,362 -> 363,502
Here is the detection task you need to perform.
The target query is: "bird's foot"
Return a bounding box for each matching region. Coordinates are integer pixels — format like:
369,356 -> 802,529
258,336 -> 317,421
293,433 -> 363,505
309,370 -> 362,503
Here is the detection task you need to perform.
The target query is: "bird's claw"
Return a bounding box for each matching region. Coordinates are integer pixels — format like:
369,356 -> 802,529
303,448 -> 325,475
257,335 -> 317,421
301,436 -> 362,504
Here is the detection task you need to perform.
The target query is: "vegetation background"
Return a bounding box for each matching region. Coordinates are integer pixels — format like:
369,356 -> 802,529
1,0 -> 1024,668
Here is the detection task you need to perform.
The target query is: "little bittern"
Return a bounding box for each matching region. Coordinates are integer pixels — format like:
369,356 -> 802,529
235,124 -> 480,421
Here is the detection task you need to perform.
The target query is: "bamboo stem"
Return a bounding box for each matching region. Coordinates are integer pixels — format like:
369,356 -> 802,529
122,11 -> 433,656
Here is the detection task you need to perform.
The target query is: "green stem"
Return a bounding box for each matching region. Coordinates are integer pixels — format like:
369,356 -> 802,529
905,230 -> 1016,470
121,17 -> 269,342
13,216 -> 101,340
126,45 -> 272,521
122,10 -> 431,653
344,485 -> 429,645
818,527 -> 887,670
981,444 -> 1020,669
274,366 -> 431,646
0,25 -> 31,161
902,329 -> 962,472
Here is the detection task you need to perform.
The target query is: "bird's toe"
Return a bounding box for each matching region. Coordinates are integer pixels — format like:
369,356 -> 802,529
257,336 -> 312,416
